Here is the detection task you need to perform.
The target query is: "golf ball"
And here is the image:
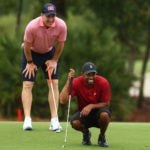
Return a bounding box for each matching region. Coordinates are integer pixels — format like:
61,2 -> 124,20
62,145 -> 65,148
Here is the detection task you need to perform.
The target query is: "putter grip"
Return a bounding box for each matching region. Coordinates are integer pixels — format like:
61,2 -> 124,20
46,63 -> 52,83
69,77 -> 73,95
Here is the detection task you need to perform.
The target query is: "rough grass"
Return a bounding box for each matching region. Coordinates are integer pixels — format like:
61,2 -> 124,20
0,122 -> 150,150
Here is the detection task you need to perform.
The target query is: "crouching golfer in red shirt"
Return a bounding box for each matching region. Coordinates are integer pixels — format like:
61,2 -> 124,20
60,62 -> 111,147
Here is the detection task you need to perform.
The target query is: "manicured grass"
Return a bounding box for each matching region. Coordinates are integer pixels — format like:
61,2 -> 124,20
0,122 -> 150,150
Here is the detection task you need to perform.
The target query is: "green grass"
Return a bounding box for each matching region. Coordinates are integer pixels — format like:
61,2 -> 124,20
0,122 -> 150,150
134,60 -> 150,74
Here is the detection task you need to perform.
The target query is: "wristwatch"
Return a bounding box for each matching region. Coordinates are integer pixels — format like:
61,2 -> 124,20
27,60 -> 33,64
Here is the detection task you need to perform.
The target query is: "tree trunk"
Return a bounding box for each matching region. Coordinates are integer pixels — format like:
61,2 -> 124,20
16,0 -> 23,35
52,0 -> 67,18
128,41 -> 136,75
137,31 -> 150,108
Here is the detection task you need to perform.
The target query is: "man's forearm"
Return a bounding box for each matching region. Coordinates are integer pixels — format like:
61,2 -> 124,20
91,102 -> 110,110
24,42 -> 32,61
60,79 -> 70,104
52,42 -> 64,61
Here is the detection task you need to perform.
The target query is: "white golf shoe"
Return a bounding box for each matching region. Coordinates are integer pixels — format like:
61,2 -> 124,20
49,117 -> 62,133
23,117 -> 32,130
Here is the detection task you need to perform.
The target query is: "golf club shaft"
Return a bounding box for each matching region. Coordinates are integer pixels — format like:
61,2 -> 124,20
64,95 -> 71,143
63,78 -> 73,146
46,65 -> 58,119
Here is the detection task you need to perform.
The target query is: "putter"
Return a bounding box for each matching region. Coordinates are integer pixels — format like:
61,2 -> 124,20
62,78 -> 73,148
46,64 -> 61,133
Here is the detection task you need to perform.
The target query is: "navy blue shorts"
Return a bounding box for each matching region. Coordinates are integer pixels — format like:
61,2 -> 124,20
70,108 -> 111,128
21,47 -> 59,81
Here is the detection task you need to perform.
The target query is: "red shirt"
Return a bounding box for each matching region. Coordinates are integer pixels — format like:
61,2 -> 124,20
71,75 -> 111,111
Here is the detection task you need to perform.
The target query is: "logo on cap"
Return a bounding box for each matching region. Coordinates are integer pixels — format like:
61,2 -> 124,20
89,65 -> 93,69
48,6 -> 54,11
42,3 -> 56,16
82,62 -> 97,74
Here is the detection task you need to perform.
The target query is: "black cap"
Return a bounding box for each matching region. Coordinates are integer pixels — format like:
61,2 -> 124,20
82,62 -> 97,74
42,3 -> 56,16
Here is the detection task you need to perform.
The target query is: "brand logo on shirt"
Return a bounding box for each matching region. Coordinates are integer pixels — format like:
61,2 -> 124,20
87,92 -> 97,96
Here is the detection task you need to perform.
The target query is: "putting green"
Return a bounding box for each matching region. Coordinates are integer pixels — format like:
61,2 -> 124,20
0,122 -> 149,150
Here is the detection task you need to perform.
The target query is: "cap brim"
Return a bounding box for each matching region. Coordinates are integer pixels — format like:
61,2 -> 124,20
44,12 -> 56,16
84,70 -> 97,74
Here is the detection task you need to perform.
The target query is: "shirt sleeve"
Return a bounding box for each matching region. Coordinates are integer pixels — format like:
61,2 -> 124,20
24,23 -> 34,43
71,79 -> 77,98
57,21 -> 67,42
100,79 -> 111,102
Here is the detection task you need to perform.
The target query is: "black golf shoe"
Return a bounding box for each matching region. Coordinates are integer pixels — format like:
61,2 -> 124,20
98,134 -> 109,147
82,131 -> 92,145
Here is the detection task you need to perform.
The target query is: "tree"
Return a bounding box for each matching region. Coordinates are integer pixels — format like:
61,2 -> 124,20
87,0 -> 150,108
0,0 -> 149,120
138,32 -> 150,108
16,0 -> 23,34
58,10 -> 133,120
0,36 -> 22,117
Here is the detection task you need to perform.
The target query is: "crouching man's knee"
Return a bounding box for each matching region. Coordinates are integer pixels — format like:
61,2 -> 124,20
100,112 -> 110,123
71,120 -> 81,130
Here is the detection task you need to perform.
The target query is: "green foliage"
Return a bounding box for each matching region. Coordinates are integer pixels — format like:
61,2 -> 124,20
0,14 -> 16,37
58,12 -> 133,120
0,35 -> 22,117
0,0 -> 18,15
134,59 -> 150,74
1,0 -> 148,121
